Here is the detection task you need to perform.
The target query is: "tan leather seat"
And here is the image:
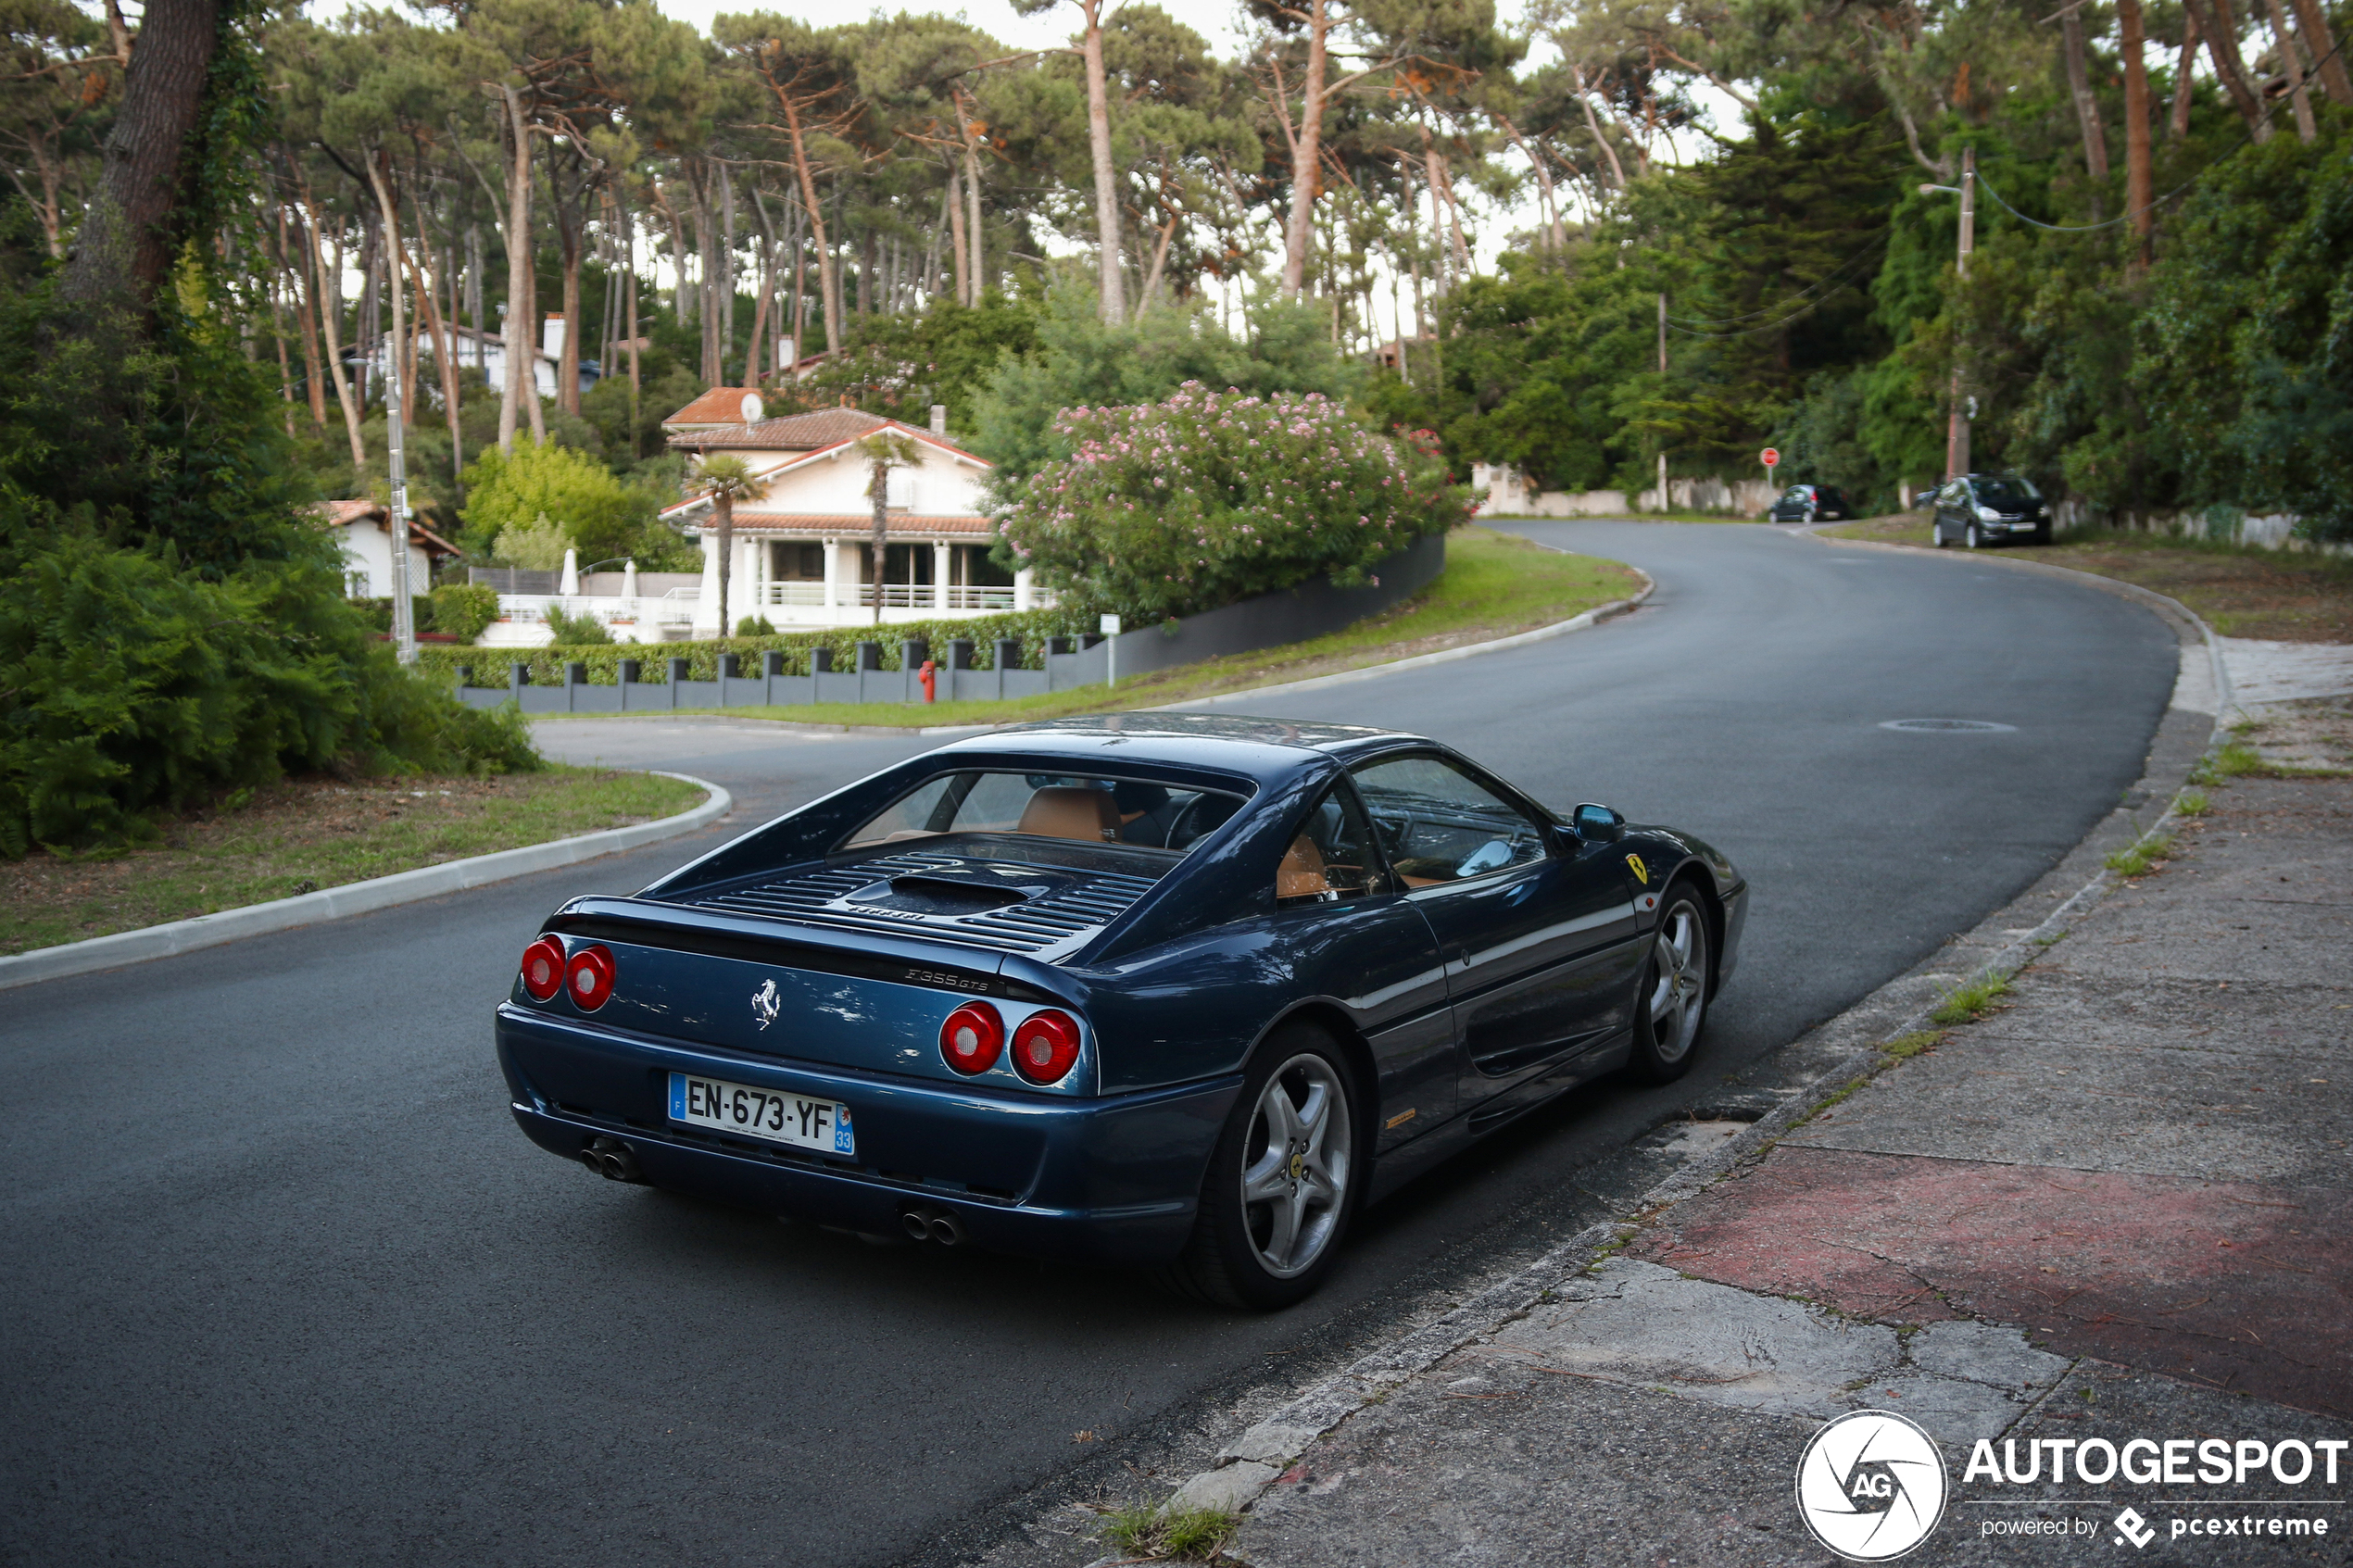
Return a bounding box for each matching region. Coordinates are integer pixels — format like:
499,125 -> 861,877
1276,834 -> 1328,900
1016,786 -> 1120,842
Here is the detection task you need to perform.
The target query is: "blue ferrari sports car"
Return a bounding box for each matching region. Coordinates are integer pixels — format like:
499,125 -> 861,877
497,715 -> 1746,1307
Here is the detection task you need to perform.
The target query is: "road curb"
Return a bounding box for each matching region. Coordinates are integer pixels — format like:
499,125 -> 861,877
0,772 -> 731,992
1151,546 -> 2234,1525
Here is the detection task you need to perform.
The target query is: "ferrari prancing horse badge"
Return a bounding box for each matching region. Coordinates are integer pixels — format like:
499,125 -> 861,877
1625,854 -> 1650,885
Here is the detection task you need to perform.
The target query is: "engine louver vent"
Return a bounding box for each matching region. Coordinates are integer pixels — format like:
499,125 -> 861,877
686,851 -> 1157,959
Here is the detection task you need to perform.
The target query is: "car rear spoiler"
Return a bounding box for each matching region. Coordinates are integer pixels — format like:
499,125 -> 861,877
542,896 -> 1085,1008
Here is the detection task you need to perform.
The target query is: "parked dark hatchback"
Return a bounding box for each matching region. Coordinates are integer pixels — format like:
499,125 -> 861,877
495,716 -> 1747,1308
1931,473 -> 2052,547
1767,483 -> 1852,521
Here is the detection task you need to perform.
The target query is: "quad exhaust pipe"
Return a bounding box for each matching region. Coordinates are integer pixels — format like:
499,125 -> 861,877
899,1205 -> 967,1247
579,1135 -> 645,1184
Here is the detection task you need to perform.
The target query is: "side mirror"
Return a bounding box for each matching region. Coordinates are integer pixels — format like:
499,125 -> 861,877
1571,803 -> 1624,843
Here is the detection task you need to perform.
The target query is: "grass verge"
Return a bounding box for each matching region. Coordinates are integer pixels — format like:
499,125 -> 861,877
2103,831 -> 2176,878
0,766 -> 706,956
1098,1503 -> 1241,1562
1931,972 -> 2014,1026
592,528 -> 1642,731
1818,519 -> 2353,642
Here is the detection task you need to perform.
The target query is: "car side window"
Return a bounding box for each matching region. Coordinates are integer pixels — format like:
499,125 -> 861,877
1275,784 -> 1390,907
1349,755 -> 1547,888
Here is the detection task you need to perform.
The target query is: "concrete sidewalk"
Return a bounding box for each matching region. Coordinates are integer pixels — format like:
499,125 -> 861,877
1192,701 -> 2352,1565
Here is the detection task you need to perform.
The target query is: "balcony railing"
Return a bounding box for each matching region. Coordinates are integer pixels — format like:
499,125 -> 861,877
944,584 -> 1018,611
756,582 -> 829,607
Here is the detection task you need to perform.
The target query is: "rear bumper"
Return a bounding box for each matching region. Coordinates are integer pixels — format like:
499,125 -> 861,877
497,1006 -> 1239,1266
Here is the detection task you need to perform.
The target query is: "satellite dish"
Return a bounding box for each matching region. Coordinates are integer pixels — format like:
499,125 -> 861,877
739,392 -> 764,424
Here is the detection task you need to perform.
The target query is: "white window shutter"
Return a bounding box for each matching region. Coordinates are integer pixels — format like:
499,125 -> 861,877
886,468 -> 915,508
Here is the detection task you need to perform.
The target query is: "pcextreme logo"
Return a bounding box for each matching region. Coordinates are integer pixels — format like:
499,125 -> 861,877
1796,1410 -> 1951,1562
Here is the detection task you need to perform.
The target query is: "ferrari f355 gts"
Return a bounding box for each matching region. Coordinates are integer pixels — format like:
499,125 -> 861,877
497,715 -> 1746,1307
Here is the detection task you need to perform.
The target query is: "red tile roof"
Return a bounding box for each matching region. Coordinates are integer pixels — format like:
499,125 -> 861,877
310,498 -> 460,558
667,409 -> 988,466
662,387 -> 765,427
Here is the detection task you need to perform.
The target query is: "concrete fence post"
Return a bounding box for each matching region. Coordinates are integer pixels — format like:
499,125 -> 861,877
666,657 -> 688,711
993,638 -> 1020,700
565,661 -> 586,713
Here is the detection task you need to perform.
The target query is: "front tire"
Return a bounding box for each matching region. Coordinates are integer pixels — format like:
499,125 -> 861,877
1161,1026 -> 1361,1311
1626,885 -> 1711,1084
1965,522 -> 1983,549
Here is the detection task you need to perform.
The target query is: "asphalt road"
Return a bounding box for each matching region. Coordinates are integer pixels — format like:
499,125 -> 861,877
0,523 -> 2177,1567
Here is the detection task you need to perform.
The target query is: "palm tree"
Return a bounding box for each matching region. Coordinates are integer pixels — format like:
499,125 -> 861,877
854,430 -> 925,625
691,453 -> 768,635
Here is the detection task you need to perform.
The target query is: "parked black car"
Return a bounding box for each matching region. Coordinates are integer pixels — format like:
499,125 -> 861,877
1930,473 -> 2052,547
1766,483 -> 1852,521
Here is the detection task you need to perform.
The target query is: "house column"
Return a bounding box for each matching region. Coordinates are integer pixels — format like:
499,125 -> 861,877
822,537 -> 839,612
933,542 -> 952,612
694,532 -> 723,633
1013,568 -> 1034,611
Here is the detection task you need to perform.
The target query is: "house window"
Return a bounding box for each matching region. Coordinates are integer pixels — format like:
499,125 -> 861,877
950,544 -> 1013,587
886,468 -> 915,508
858,543 -> 935,584
767,541 -> 824,581
346,570 -> 371,598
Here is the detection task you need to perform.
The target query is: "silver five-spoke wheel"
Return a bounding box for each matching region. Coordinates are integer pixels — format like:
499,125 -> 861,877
1239,1053 -> 1353,1279
1629,890 -> 1711,1083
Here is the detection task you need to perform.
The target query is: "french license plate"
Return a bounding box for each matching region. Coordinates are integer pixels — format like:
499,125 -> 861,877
669,1073 -> 855,1156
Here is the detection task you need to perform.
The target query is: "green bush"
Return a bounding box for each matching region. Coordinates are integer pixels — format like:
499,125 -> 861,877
428,583 -> 499,643
544,606 -> 614,645
991,383 -> 1472,622
0,529 -> 539,856
420,603 -> 1101,688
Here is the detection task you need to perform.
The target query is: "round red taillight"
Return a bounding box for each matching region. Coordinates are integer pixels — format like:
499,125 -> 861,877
1010,1009 -> 1082,1085
565,944 -> 616,1010
938,1000 -> 1004,1075
520,936 -> 565,1002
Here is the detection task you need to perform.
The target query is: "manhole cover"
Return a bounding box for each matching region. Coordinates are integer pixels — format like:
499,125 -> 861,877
1879,718 -> 2019,734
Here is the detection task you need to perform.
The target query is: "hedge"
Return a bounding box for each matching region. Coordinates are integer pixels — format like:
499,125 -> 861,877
412,604 -> 1102,688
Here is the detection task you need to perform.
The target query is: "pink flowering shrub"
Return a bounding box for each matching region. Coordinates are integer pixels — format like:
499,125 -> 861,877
991,383 -> 1472,621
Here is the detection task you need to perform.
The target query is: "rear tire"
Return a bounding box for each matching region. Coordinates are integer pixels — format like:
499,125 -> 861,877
1625,884 -> 1711,1085
1160,1024 -> 1362,1311
1931,519 -> 1948,547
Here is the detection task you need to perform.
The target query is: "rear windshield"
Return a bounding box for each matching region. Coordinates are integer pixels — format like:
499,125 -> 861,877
842,771 -> 1251,856
1973,476 -> 2041,508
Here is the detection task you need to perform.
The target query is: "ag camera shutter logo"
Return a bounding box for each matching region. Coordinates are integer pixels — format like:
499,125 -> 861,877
1796,1410 -> 1950,1561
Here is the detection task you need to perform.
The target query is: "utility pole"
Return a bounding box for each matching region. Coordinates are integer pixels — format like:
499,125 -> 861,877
1656,292 -> 1669,510
1943,148 -> 1975,480
386,332 -> 417,664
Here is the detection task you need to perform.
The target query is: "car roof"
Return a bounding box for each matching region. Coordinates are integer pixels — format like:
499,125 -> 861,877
927,714 -> 1428,787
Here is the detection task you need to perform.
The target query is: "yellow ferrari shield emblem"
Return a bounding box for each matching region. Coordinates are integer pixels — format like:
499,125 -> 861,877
1625,853 -> 1650,885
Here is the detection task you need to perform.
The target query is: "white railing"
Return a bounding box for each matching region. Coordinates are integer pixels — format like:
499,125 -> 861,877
757,582 -> 829,607
944,584 -> 1018,611
855,583 -> 932,609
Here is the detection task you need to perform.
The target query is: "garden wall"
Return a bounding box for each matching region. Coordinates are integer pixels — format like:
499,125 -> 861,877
449,533 -> 1446,713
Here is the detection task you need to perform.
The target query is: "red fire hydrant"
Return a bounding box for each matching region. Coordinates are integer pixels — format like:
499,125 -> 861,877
918,659 -> 937,703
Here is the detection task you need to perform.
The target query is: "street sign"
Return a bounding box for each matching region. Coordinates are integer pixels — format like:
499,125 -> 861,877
1760,448 -> 1779,469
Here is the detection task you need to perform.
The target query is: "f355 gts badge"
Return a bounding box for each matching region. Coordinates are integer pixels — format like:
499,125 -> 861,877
1624,854 -> 1650,885
750,977 -> 781,1030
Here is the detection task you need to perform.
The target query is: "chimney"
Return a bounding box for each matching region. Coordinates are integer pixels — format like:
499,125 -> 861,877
930,404 -> 948,437
542,314 -> 565,360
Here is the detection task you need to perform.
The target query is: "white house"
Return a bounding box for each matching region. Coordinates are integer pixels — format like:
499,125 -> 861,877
367,315 -> 596,404
658,398 -> 1033,633
318,497 -> 458,599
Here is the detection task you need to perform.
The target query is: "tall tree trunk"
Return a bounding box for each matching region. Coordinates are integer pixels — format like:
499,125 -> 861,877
1573,66 -> 1627,188
2171,8 -> 2200,136
2119,0 -> 2155,270
364,153 -> 410,445
2061,7 -> 2113,183
868,463 -> 887,626
280,199 -> 328,427
963,128 -> 984,305
401,219 -> 464,483
1279,0 -> 1329,298
777,95 -> 842,350
2181,0 -> 2273,139
1079,0 -> 1125,320
497,84 -> 536,451
945,169 -> 968,307
857,225 -> 874,316
59,0 -> 220,307
271,280 -> 296,437
2263,0 -> 2319,141
304,183 -> 368,469
2288,0 -> 2352,103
